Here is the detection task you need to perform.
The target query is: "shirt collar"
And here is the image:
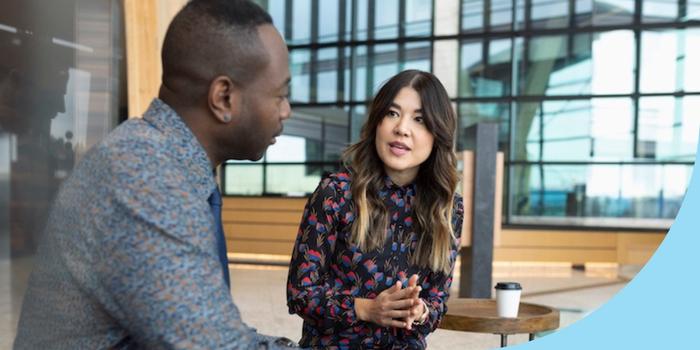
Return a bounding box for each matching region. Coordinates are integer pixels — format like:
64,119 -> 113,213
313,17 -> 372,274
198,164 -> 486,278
142,98 -> 218,200
382,174 -> 416,195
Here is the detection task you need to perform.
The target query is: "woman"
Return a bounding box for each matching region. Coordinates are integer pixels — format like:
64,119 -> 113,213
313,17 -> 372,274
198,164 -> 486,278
286,70 -> 463,349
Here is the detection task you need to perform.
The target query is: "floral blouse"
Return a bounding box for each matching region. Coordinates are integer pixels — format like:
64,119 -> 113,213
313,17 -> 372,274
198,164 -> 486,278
286,171 -> 464,349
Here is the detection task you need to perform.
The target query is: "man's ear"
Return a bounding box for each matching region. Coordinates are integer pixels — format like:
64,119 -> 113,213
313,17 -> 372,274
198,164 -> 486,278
208,75 -> 241,123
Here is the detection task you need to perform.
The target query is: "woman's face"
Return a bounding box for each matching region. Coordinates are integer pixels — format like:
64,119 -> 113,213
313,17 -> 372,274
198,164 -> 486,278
375,87 -> 435,186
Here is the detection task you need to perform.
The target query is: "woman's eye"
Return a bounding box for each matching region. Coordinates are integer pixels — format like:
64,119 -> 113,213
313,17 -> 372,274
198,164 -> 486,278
415,116 -> 424,124
387,110 -> 399,118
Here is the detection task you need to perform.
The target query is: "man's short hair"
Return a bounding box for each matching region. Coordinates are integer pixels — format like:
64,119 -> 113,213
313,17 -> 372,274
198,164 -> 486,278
161,0 -> 274,101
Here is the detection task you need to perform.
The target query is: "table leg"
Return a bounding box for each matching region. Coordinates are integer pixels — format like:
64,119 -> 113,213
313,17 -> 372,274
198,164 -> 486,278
529,333 -> 535,341
500,334 -> 508,347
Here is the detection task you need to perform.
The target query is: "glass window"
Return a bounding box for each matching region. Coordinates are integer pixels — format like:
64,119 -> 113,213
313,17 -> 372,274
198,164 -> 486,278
403,41 -> 431,71
458,102 -> 510,152
642,0 -> 678,23
513,98 -> 633,161
459,40 -> 482,97
530,0 -> 569,29
355,0 -> 369,40
459,38 -> 512,97
266,107 -> 349,162
689,1 -> 700,20
291,0 -> 311,44
290,49 -> 311,103
641,29 -> 700,93
318,0 -> 339,43
405,0 -> 432,36
490,0 -> 513,31
316,48 -> 338,102
266,164 -> 339,196
374,0 -> 399,39
350,105 -> 367,143
518,34 -> 568,96
514,0 -> 526,30
509,163 -> 690,220
638,96 -> 700,161
372,44 -> 399,94
0,0 -> 122,286
461,0 -> 484,32
575,0 -> 635,27
353,45 -> 368,101
224,164 -> 263,195
686,29 -> 700,92
518,31 -> 634,96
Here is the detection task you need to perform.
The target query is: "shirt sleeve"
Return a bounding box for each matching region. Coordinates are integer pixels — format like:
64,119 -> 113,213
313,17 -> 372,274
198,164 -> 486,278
90,142 -> 293,350
286,175 -> 357,331
413,196 -> 464,334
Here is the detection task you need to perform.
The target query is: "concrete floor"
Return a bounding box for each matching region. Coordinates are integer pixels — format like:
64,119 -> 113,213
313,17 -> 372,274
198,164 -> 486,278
0,259 -> 636,349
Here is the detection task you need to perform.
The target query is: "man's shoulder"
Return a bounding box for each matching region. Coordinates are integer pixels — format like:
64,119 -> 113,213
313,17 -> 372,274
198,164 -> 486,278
103,119 -> 169,156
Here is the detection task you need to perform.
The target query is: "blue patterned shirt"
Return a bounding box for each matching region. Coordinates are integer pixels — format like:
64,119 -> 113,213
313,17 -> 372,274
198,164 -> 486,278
15,99 -> 292,349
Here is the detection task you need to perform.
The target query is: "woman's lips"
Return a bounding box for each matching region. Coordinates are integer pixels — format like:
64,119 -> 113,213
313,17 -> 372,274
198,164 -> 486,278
389,141 -> 410,156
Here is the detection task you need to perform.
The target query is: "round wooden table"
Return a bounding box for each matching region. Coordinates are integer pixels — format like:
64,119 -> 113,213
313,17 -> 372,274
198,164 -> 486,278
439,298 -> 560,347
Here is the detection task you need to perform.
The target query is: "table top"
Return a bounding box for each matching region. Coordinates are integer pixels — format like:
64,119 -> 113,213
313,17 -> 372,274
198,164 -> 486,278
439,298 -> 560,335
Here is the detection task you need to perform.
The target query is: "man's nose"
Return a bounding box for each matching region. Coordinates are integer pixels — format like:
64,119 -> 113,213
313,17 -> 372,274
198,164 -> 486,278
281,99 -> 291,120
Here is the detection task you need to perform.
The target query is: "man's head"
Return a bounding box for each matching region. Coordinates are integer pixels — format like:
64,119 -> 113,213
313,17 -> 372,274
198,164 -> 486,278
160,0 -> 291,165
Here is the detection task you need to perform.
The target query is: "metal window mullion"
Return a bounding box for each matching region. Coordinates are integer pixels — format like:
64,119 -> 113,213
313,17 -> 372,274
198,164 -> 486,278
567,0 -> 575,59
309,0 -> 319,103
338,0 -> 346,104
429,0 -> 435,72
524,0 -> 532,31
366,0 -> 375,97
538,101 -> 544,215
632,0 -> 643,158
398,0 -> 406,69
680,0 -> 688,19
284,0 -> 293,40
484,0 -> 491,32
505,0 -> 519,224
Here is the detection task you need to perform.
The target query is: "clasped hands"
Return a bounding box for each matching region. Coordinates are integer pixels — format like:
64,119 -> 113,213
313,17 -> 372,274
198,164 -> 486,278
354,274 -> 427,330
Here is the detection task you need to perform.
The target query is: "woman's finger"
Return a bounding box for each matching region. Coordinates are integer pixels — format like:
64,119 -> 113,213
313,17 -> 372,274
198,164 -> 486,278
385,298 -> 416,310
390,285 -> 421,301
408,274 -> 419,287
381,318 -> 408,328
383,309 -> 412,319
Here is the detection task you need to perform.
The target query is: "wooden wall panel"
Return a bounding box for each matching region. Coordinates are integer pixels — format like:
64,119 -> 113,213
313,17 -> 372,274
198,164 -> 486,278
222,197 -> 305,257
123,0 -> 187,118
227,240 -> 296,255
460,151 -> 503,247
123,0 -> 159,117
493,247 -> 618,263
221,196 -> 667,265
617,233 -> 666,265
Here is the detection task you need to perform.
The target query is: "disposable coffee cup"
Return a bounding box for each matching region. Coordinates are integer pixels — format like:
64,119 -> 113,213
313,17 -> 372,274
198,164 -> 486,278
495,282 -> 522,318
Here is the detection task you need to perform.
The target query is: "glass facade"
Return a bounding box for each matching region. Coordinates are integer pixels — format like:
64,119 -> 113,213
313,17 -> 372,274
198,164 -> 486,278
225,0 -> 699,229
0,0 -> 124,327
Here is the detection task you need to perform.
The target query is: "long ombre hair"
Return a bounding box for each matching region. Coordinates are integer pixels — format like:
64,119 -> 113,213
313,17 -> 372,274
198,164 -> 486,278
343,70 -> 459,274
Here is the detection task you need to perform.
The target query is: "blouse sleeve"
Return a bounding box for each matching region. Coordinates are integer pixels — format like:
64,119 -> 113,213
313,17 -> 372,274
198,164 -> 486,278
414,195 -> 464,334
286,175 -> 357,331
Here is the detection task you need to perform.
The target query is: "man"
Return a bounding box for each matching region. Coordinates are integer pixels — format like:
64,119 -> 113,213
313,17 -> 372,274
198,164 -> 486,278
14,0 -> 295,348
